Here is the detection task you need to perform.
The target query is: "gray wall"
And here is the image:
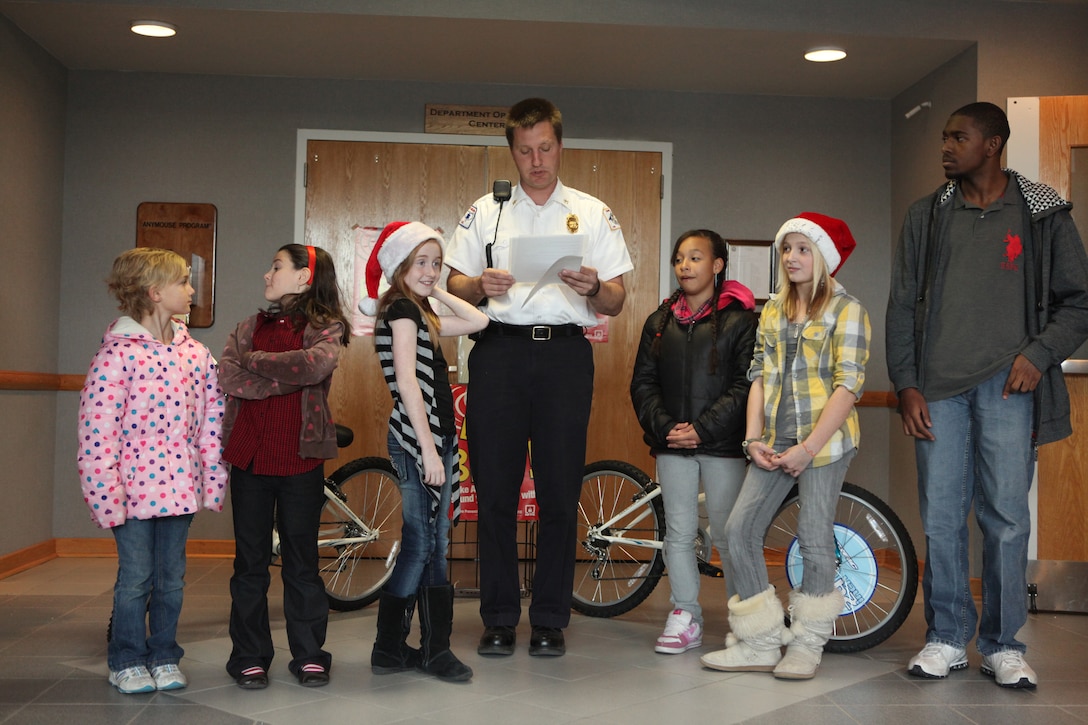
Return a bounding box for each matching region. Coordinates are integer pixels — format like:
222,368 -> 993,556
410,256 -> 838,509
884,48 -> 981,562
0,15 -> 66,556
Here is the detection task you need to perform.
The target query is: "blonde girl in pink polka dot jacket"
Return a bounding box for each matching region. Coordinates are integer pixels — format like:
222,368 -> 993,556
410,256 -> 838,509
77,247 -> 226,695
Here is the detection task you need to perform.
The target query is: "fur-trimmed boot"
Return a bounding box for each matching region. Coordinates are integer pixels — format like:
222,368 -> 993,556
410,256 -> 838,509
773,589 -> 845,680
371,591 -> 420,674
417,584 -> 472,682
700,586 -> 792,672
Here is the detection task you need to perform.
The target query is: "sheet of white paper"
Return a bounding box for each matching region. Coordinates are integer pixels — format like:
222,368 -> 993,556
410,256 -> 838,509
522,255 -> 583,306
509,234 -> 585,283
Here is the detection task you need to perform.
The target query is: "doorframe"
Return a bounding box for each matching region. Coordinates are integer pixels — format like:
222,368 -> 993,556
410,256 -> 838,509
294,129 -> 675,299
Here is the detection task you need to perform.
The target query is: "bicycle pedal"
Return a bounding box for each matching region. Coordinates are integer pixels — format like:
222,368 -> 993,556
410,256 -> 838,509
697,562 -> 724,578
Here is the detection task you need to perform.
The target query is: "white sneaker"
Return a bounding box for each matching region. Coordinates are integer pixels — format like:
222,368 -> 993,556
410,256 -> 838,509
981,650 -> 1037,689
654,609 -> 703,654
108,666 -> 156,694
150,664 -> 188,691
907,642 -> 968,678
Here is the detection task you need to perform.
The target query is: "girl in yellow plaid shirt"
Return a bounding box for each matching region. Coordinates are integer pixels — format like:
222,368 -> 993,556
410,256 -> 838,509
700,213 -> 870,681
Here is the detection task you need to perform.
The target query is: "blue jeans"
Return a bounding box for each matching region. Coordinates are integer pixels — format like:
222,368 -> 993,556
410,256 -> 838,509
383,431 -> 456,598
109,514 -> 193,671
916,368 -> 1033,656
726,445 -> 854,600
656,453 -> 746,624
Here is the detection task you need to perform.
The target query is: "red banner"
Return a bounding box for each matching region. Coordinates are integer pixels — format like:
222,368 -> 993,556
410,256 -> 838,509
452,383 -> 537,520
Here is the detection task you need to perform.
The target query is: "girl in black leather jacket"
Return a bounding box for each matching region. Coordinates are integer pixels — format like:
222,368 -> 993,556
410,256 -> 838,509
630,229 -> 757,654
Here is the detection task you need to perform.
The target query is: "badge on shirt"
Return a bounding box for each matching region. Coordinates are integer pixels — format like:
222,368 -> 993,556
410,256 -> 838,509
566,214 -> 579,234
603,207 -> 621,231
459,205 -> 477,230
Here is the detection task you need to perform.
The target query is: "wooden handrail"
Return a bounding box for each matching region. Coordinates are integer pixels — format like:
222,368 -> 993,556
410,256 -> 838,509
0,371 -> 84,391
858,390 -> 898,408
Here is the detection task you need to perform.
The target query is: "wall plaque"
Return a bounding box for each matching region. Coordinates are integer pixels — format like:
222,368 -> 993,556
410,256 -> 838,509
424,104 -> 508,136
136,202 -> 217,327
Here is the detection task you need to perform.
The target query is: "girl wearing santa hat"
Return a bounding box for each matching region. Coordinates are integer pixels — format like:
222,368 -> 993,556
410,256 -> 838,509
220,244 -> 350,690
700,213 -> 871,681
360,221 -> 488,683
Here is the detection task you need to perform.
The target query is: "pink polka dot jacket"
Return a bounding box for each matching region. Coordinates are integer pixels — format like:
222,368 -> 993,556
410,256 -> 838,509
77,317 -> 227,529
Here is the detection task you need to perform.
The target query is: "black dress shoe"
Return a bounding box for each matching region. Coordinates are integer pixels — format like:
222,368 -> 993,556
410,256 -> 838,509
478,625 -> 516,656
235,666 -> 268,690
529,626 -> 565,657
296,664 -> 330,687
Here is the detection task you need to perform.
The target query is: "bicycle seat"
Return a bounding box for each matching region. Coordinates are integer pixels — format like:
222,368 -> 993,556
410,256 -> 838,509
334,423 -> 354,448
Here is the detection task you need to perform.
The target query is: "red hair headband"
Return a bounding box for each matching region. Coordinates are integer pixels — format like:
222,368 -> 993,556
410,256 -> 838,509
305,245 -> 317,284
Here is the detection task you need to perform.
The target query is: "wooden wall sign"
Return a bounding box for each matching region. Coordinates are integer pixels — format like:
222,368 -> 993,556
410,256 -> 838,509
136,202 -> 217,327
424,104 -> 508,136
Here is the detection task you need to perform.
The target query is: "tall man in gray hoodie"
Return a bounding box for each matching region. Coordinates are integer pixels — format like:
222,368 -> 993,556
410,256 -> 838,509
887,101 -> 1088,690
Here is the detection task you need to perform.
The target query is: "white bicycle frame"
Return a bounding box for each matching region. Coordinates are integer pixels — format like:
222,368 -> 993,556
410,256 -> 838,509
583,484 -> 712,552
583,484 -> 667,550
271,484 -> 397,569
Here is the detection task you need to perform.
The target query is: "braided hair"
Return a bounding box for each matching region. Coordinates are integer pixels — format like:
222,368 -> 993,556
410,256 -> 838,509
651,230 -> 730,374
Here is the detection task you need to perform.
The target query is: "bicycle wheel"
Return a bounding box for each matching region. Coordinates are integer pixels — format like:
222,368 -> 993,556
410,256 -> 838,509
764,482 -> 918,653
572,460 -> 666,617
319,457 -> 403,611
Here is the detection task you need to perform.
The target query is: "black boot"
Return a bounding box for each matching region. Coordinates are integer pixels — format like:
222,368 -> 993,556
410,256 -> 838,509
371,591 -> 420,674
417,584 -> 472,682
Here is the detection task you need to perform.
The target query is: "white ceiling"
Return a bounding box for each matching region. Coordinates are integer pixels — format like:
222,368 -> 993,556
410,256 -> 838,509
0,1 -> 980,99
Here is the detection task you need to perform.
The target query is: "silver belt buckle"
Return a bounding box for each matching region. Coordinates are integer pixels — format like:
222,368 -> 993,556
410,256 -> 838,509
531,325 -> 552,341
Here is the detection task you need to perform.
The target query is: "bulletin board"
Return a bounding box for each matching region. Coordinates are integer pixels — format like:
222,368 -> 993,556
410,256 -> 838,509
136,202 -> 217,327
726,239 -> 776,304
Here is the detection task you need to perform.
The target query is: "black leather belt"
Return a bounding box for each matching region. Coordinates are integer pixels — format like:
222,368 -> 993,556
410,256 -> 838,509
483,322 -> 584,341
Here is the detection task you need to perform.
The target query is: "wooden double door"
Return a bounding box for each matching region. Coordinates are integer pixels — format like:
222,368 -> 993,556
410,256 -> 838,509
1032,96 -> 1088,562
303,139 -> 662,478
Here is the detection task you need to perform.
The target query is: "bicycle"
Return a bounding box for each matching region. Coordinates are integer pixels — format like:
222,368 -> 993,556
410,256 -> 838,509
294,429 -> 918,653
573,460 -> 918,653
271,425 -> 404,611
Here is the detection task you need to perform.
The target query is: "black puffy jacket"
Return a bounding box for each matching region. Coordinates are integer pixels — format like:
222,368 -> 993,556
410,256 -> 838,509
630,301 -> 757,458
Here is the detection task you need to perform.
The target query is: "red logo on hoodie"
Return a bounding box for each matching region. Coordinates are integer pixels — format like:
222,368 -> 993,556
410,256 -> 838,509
1001,230 -> 1022,271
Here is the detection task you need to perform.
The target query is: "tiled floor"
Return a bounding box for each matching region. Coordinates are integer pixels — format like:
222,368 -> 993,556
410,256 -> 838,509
1,557 -> 1086,724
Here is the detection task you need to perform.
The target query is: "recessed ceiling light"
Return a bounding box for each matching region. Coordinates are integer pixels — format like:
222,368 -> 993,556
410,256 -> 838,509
131,20 -> 177,38
804,47 -> 846,63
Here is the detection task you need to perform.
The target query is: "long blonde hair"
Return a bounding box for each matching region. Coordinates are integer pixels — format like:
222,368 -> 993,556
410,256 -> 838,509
776,235 -> 834,321
375,240 -> 442,348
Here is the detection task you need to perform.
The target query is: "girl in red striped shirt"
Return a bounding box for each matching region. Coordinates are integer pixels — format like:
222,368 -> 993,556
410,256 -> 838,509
220,244 -> 350,689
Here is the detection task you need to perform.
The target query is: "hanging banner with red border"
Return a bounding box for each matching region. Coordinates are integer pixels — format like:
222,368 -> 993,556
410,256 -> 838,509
451,383 -> 537,520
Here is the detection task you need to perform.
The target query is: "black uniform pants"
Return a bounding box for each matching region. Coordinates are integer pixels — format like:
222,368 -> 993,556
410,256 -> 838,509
467,332 -> 594,629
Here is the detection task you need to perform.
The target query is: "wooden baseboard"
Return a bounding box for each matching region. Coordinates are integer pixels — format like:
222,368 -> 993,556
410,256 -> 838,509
53,538 -> 117,557
0,539 -> 57,580
0,539 -> 235,580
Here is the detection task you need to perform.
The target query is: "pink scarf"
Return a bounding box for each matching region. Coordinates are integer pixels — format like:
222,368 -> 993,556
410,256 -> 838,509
670,280 -> 756,323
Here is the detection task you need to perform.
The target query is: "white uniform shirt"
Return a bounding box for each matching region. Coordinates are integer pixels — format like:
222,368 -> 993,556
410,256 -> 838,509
445,180 -> 633,327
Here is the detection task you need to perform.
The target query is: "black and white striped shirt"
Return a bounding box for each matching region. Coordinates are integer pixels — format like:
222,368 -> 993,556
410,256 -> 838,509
375,298 -> 454,464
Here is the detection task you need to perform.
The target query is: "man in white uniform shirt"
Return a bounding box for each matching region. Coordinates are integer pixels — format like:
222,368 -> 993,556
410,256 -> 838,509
446,98 -> 633,657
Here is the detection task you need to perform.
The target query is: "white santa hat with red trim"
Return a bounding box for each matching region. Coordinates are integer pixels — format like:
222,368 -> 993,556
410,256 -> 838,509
774,212 -> 857,277
358,221 -> 444,315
